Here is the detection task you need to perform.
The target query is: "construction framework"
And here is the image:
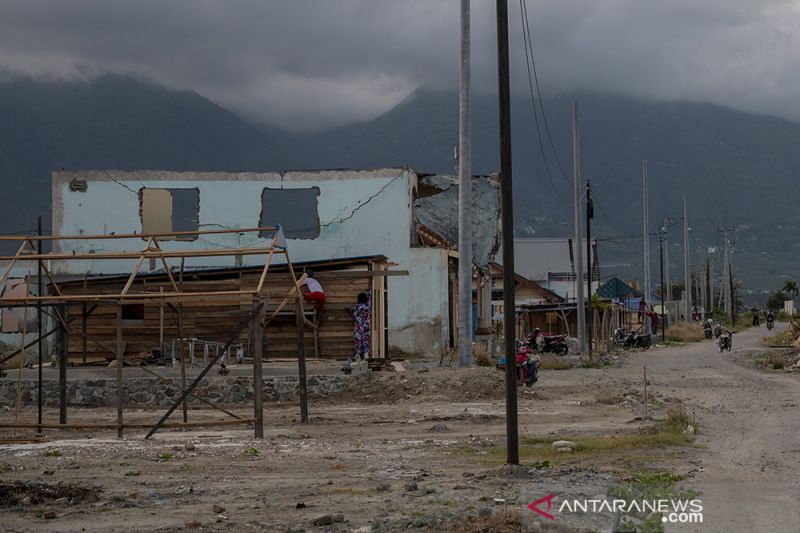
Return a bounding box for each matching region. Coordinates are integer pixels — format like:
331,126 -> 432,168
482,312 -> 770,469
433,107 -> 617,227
0,226 -> 314,439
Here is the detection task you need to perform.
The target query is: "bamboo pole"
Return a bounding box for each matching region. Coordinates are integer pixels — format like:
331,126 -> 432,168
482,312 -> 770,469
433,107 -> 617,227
0,226 -> 277,241
0,419 -> 255,430
13,305 -> 29,438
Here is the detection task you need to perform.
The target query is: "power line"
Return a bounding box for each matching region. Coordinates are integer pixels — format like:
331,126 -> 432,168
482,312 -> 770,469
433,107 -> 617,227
517,0 -> 566,205
520,0 -> 571,185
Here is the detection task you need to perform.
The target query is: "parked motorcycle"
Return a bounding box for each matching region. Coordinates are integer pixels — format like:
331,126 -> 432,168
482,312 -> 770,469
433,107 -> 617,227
623,331 -> 652,350
718,331 -> 733,352
527,328 -> 569,355
612,327 -> 627,347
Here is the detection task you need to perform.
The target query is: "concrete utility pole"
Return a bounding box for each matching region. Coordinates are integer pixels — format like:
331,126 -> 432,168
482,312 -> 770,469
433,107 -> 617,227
664,228 -> 671,300
457,0 -> 473,367
496,0 -> 519,465
659,228 -> 666,342
642,160 -> 651,334
683,195 -> 692,321
723,236 -> 732,321
572,100 -> 585,352
586,181 -> 593,356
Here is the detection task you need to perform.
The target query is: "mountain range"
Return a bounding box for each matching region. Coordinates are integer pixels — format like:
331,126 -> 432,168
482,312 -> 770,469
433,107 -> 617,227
1,75 -> 796,301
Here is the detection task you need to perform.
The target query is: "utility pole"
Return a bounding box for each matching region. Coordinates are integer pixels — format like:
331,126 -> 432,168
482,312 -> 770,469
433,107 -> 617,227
37,216 -> 43,433
586,181 -> 593,357
496,0 -> 518,465
699,245 -> 707,320
642,160 -> 651,334
706,254 -> 712,317
718,226 -> 736,323
722,236 -> 730,315
659,227 -> 666,342
683,195 -> 692,321
664,228 -> 671,300
572,100 -> 585,353
457,0 -> 473,367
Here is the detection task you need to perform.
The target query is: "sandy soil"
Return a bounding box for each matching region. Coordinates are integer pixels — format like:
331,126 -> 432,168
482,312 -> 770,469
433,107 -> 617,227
0,324 -> 797,532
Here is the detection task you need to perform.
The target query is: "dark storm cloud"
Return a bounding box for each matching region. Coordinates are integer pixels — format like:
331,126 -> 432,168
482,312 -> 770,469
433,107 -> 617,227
0,1 -> 798,130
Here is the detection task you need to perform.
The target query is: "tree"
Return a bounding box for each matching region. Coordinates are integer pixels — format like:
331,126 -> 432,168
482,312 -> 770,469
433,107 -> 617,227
766,291 -> 787,312
782,281 -> 798,301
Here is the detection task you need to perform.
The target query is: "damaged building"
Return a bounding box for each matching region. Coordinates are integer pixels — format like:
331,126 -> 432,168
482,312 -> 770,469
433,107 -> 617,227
50,168 -> 501,358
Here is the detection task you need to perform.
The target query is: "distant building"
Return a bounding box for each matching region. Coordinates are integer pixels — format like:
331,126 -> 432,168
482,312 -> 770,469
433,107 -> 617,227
500,237 -> 600,301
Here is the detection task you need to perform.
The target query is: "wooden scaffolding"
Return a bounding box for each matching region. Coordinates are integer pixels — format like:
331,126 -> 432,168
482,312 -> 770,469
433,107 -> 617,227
0,226 -> 315,439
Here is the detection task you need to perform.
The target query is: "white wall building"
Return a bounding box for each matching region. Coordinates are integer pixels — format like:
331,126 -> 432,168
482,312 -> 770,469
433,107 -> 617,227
51,168 -> 500,356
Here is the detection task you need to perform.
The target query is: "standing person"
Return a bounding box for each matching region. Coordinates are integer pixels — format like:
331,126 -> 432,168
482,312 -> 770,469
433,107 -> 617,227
301,271 -> 325,313
352,290 -> 371,360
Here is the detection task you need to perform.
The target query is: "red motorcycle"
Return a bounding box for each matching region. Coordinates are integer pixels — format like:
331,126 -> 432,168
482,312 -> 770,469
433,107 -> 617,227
527,328 -> 569,355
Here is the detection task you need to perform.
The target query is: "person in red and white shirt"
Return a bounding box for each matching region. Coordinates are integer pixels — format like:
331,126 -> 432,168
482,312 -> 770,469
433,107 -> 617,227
300,271 -> 325,313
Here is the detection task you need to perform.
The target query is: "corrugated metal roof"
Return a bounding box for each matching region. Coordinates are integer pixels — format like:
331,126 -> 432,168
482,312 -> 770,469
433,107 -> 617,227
413,175 -> 501,268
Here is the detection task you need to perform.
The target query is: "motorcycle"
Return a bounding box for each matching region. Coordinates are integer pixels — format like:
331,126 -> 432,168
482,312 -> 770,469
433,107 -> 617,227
517,347 -> 541,387
718,331 -> 733,352
527,328 -> 569,355
498,344 -> 541,388
703,324 -> 713,340
714,323 -> 723,338
612,327 -> 627,347
623,331 -> 652,350
767,318 -> 774,331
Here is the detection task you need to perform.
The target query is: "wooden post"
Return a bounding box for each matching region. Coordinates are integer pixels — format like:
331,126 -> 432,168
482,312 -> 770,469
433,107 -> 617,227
178,258 -> 187,423
253,299 -> 265,439
643,365 -> 648,420
295,297 -> 309,423
159,286 -> 164,356
57,304 -> 68,424
13,306 -> 29,438
177,306 -> 187,423
116,305 -> 124,438
81,276 -> 88,364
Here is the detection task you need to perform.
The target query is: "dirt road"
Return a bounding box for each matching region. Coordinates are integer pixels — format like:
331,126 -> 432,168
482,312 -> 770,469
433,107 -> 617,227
627,325 -> 800,532
0,324 -> 797,532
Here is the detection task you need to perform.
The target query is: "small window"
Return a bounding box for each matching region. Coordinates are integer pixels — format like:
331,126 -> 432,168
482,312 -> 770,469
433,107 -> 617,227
69,179 -> 88,192
260,187 -> 320,239
121,303 -> 145,325
140,188 -> 199,240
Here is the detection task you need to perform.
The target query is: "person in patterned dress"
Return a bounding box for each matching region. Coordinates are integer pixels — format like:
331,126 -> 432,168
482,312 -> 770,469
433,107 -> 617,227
352,290 -> 371,360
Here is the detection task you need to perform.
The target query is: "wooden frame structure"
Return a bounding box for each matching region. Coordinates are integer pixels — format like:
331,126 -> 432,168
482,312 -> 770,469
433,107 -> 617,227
0,226 -> 315,439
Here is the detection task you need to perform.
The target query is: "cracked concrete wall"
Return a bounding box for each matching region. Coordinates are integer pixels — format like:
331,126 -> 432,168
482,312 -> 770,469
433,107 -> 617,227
51,168 -> 450,355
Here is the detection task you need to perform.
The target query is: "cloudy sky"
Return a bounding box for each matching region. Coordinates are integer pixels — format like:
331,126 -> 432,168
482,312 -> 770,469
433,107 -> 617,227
1,0 -> 799,131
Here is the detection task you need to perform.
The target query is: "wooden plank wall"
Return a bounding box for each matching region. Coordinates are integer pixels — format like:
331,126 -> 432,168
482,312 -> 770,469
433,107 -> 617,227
59,263 -> 380,364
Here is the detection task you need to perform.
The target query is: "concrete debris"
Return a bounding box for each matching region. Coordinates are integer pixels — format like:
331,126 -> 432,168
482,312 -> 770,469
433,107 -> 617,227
312,514 -> 333,526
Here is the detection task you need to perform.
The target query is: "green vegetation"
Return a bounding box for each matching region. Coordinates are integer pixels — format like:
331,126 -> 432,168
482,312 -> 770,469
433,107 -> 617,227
245,447 -> 260,456
762,352 -> 786,370
42,450 -> 62,457
157,452 -> 173,460
594,389 -> 623,404
764,328 -> 793,347
454,406 -> 697,466
610,470 -> 699,533
665,323 -> 705,343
